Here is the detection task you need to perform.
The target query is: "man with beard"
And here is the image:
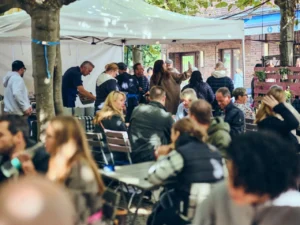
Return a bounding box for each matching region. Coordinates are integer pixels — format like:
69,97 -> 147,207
0,114 -> 49,183
3,60 -> 32,116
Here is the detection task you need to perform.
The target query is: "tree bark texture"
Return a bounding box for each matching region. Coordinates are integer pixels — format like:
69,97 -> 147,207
275,0 -> 296,66
132,46 -> 143,65
30,8 -> 59,137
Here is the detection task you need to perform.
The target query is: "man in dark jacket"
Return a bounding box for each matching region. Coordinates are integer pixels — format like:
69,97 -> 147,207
0,115 -> 49,183
216,87 -> 245,137
128,86 -> 174,163
116,62 -> 139,122
207,62 -> 234,116
133,63 -> 150,104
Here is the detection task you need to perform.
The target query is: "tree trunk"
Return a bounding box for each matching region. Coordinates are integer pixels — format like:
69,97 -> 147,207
276,0 -> 295,66
53,12 -> 64,116
132,45 -> 143,65
31,8 -> 60,138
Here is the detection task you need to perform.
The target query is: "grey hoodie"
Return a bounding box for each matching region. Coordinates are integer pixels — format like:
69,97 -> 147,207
3,71 -> 31,115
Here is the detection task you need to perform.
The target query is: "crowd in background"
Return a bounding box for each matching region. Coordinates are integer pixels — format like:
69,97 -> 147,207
1,58 -> 300,225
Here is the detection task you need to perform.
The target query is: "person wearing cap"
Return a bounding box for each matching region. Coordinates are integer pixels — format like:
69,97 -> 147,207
116,62 -> 139,122
62,61 -> 96,114
165,59 -> 180,74
3,60 -> 32,116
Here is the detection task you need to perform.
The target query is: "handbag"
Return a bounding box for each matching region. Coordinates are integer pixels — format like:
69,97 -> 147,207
79,93 -> 95,105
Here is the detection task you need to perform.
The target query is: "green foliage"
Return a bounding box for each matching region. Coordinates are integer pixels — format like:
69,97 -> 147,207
124,45 -> 161,69
255,71 -> 266,82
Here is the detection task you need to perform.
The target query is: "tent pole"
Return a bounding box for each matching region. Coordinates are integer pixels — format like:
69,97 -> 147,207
242,37 -> 246,87
122,42 -> 125,62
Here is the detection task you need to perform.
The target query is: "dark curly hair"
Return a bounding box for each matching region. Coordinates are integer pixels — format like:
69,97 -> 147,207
151,60 -> 170,85
227,131 -> 300,199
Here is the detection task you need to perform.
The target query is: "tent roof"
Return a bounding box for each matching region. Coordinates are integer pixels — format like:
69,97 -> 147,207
0,0 -> 244,44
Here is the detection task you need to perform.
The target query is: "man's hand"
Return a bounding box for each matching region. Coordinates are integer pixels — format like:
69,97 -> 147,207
24,107 -> 32,116
12,152 -> 37,175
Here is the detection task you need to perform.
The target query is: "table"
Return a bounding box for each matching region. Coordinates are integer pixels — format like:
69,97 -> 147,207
100,161 -> 156,225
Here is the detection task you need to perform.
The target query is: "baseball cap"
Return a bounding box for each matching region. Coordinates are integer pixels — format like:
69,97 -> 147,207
117,62 -> 127,70
12,60 -> 26,71
165,59 -> 173,64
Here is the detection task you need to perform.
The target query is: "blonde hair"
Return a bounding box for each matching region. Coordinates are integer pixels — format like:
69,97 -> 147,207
215,62 -> 225,70
173,117 -> 207,143
255,86 -> 285,123
180,88 -> 197,101
48,116 -> 105,194
105,63 -> 118,72
94,91 -> 126,124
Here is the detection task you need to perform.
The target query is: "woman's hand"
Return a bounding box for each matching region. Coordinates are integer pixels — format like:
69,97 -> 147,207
155,144 -> 173,158
12,152 -> 37,175
262,95 -> 279,109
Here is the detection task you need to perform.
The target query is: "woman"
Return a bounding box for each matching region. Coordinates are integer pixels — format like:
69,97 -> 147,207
233,88 -> 255,120
233,68 -> 243,88
94,91 -> 127,133
94,91 -> 127,163
182,70 -> 214,104
147,118 -> 223,225
45,116 -> 106,225
150,60 -> 191,114
255,86 -> 299,146
95,63 -> 119,111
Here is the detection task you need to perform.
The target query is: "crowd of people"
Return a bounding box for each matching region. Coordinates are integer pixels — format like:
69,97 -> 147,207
1,58 -> 300,225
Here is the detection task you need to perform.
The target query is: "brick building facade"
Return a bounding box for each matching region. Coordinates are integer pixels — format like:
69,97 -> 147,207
164,2 -> 284,88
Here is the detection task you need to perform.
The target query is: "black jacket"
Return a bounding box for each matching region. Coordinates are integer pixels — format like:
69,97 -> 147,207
0,139 -> 49,183
182,82 -> 215,104
257,103 -> 299,145
129,101 -> 174,163
224,102 -> 245,137
116,72 -> 139,94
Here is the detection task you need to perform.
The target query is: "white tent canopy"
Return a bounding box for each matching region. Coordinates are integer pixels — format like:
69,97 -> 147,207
0,0 -> 244,44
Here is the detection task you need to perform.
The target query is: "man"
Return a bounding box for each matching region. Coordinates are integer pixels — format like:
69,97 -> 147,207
193,132 -> 300,225
215,87 -> 244,137
0,176 -> 75,225
251,63 -> 263,100
0,114 -> 49,183
175,88 -> 197,121
3,60 -> 32,116
207,62 -> 234,116
62,61 -> 96,113
166,59 -> 180,74
189,99 -> 231,155
116,62 -> 139,122
133,63 -> 150,103
129,86 -> 174,163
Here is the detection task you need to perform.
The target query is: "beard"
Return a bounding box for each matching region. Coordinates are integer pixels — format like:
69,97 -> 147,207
0,143 -> 16,156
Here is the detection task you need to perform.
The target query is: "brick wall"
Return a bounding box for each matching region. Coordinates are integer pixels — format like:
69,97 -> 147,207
165,33 -> 284,88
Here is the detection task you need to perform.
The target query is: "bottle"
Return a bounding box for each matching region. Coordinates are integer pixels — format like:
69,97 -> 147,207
1,142 -> 44,178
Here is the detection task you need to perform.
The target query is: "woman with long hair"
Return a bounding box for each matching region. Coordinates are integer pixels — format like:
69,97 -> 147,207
45,116 -> 105,225
150,60 -> 191,114
147,118 -> 223,225
255,86 -> 299,145
182,70 -> 214,104
94,91 -> 126,132
95,63 -> 119,111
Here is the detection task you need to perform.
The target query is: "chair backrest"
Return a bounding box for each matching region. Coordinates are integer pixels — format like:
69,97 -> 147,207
245,119 -> 258,132
86,132 -> 103,148
102,188 -> 121,221
103,129 -> 132,164
104,129 -> 131,154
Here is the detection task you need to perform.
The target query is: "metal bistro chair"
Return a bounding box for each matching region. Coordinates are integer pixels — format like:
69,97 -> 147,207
103,128 -> 133,165
245,118 -> 258,133
86,132 -> 109,167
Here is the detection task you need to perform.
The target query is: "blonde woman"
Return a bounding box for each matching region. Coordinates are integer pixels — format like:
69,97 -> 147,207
255,86 -> 299,145
45,116 -> 105,225
175,88 -> 198,121
94,91 -> 126,133
94,91 -> 127,162
95,63 -> 119,111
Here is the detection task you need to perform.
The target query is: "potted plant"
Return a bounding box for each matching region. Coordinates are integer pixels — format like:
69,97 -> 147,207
279,67 -> 291,81
285,86 -> 292,103
255,71 -> 266,82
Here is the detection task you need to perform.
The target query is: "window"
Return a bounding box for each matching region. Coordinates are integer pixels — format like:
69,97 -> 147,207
221,49 -> 241,78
